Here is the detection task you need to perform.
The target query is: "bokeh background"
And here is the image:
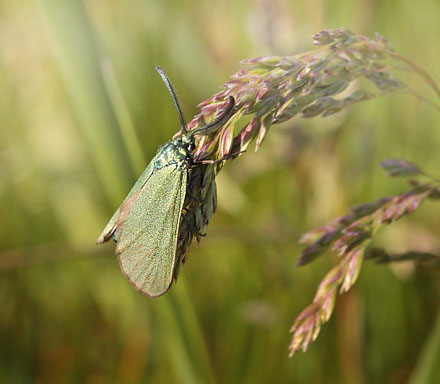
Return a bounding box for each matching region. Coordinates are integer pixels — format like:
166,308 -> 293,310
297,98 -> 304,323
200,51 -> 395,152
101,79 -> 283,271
1,0 -> 440,383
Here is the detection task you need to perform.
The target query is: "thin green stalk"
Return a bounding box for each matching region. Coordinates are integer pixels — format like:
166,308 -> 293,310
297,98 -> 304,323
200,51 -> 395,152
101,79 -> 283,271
156,289 -> 216,384
101,58 -> 147,175
405,88 -> 440,112
408,310 -> 440,384
38,0 -> 133,205
166,281 -> 217,384
386,49 -> 440,100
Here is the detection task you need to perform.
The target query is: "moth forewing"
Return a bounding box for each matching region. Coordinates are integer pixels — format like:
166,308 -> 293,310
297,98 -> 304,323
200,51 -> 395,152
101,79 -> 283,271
118,189 -> 144,228
116,162 -> 188,298
96,210 -> 118,244
96,160 -> 156,244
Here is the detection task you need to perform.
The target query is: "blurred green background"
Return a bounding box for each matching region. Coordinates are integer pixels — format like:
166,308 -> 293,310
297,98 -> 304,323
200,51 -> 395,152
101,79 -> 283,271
1,0 -> 440,383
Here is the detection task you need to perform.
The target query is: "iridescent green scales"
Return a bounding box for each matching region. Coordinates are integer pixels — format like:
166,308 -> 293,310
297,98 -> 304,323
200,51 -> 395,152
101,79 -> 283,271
97,139 -> 191,297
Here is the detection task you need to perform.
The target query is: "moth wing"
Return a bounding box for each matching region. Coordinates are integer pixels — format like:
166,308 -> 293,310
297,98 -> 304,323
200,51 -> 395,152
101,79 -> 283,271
96,160 -> 156,244
116,165 -> 187,297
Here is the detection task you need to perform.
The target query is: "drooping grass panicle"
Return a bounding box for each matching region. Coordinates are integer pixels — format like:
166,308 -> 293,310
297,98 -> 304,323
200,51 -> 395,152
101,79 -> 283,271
289,160 -> 440,356
185,28 -> 439,166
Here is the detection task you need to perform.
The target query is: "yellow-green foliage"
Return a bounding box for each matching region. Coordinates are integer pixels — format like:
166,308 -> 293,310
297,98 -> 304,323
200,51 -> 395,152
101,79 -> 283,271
0,0 -> 440,383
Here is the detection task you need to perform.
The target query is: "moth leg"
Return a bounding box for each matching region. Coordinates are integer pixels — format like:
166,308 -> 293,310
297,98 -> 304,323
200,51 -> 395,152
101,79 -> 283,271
182,210 -> 206,238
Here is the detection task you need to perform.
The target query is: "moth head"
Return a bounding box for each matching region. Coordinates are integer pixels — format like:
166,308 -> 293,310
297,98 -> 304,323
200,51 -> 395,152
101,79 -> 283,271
181,133 -> 196,152
155,65 -> 235,152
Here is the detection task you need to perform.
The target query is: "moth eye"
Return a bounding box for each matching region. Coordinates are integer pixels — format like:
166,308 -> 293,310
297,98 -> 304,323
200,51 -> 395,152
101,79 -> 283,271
187,141 -> 195,152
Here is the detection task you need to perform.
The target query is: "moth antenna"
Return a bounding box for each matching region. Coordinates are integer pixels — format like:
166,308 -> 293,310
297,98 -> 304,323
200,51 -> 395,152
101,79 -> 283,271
190,96 -> 235,137
155,65 -> 188,134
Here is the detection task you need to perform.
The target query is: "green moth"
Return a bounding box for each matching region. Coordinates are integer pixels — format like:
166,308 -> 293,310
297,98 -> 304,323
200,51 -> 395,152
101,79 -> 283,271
97,66 -> 235,298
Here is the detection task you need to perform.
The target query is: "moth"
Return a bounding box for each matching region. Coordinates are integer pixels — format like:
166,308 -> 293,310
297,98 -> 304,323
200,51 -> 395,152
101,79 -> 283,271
97,66 -> 235,297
